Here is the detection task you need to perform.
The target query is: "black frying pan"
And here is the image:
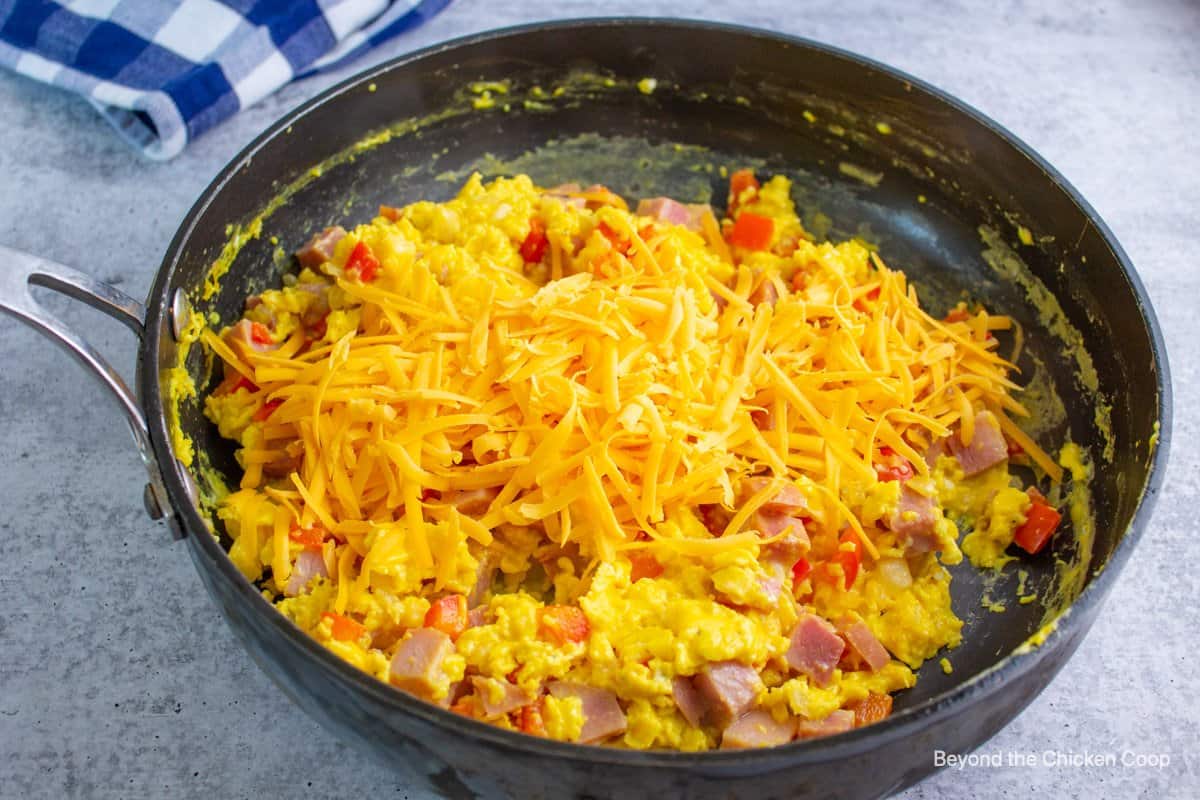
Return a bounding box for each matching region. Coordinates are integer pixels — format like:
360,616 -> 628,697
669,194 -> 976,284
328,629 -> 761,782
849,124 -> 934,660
0,19 -> 1170,800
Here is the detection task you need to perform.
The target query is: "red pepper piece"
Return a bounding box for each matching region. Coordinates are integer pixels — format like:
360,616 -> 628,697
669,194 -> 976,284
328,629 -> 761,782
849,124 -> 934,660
727,212 -> 775,251
345,241 -> 380,282
520,218 -> 549,263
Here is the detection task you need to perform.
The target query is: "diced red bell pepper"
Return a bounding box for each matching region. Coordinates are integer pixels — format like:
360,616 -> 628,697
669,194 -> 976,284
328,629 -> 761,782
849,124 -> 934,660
289,525 -> 325,551
520,218 -> 549,263
424,594 -> 468,640
628,552 -> 664,582
727,212 -> 775,251
727,168 -> 760,214
231,375 -> 258,394
853,285 -> 881,312
537,605 -> 590,645
1013,498 -> 1062,554
345,241 -> 381,282
249,321 -> 274,345
873,446 -> 914,482
874,463 -> 913,482
252,398 -> 283,422
791,557 -> 812,583
322,612 -> 365,642
517,700 -> 546,735
596,221 -> 631,254
827,532 -> 861,590
848,693 -> 893,727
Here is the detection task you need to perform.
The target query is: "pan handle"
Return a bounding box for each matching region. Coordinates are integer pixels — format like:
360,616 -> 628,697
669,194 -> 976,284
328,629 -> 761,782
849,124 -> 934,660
0,244 -> 183,537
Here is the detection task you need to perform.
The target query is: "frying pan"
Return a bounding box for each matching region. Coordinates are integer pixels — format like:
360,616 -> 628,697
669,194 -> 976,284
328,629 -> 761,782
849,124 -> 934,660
0,18 -> 1170,800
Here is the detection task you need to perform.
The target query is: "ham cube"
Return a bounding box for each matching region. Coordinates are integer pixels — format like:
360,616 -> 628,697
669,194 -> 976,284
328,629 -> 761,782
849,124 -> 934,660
796,709 -> 855,739
693,662 -> 760,728
466,606 -> 489,629
671,675 -> 707,728
547,683 -> 627,743
749,278 -> 779,307
785,614 -> 845,687
752,511 -> 811,565
948,410 -> 1009,477
444,486 -> 499,516
543,183 -> 586,208
887,485 -> 939,551
721,709 -> 797,749
295,226 -> 346,268
635,197 -> 708,231
226,319 -> 278,353
470,677 -> 534,719
390,628 -> 453,697
838,617 -> 891,672
742,477 -> 809,513
467,553 -> 497,608
284,549 -> 327,597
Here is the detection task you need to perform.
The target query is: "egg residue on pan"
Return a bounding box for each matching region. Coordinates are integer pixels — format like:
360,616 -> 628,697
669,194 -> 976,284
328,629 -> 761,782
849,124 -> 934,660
200,170 -> 1068,750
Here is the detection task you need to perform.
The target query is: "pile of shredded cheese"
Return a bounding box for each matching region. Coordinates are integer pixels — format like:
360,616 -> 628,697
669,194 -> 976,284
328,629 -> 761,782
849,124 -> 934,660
199,171 -> 1061,749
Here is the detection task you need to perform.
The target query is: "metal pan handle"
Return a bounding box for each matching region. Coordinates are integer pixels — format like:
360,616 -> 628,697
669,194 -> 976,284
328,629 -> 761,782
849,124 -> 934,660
0,244 -> 181,536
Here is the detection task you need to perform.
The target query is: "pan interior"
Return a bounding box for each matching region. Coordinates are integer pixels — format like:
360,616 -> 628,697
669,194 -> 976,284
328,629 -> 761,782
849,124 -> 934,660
161,29 -> 1160,717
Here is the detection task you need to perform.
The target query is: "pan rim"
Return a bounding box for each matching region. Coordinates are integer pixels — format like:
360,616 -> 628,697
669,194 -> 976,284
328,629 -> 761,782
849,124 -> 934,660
142,16 -> 1173,767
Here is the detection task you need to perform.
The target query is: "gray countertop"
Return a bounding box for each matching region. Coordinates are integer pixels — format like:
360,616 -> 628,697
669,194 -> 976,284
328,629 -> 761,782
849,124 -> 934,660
1,1 -> 1196,797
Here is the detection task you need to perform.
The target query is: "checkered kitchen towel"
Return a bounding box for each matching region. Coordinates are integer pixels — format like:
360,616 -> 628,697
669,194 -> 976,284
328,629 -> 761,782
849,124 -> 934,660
0,0 -> 449,159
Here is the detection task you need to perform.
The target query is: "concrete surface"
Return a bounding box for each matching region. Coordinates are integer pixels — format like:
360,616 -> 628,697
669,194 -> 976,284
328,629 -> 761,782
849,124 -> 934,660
0,0 -> 1196,797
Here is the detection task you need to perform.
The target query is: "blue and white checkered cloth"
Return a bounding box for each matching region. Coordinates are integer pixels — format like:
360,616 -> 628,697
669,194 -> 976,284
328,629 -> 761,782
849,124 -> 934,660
0,0 -> 449,159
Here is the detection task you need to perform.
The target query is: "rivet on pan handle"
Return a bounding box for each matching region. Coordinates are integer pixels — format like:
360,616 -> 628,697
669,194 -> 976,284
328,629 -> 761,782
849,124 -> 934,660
0,244 -> 185,539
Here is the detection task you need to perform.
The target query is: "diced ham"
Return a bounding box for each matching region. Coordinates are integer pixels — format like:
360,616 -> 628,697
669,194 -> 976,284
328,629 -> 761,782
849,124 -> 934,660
796,709 -> 855,739
948,410 -> 1008,477
698,503 -> 732,535
671,676 -> 707,728
886,485 -> 939,551
752,511 -> 811,564
924,437 -> 946,467
547,683 -> 627,743
295,226 -> 346,268
635,197 -> 708,231
226,319 -> 277,353
470,677 -> 534,719
262,452 -> 301,478
543,183 -> 587,209
390,628 -> 453,697
693,662 -> 760,728
467,553 -> 497,608
751,510 -> 804,539
749,278 -> 779,307
721,709 -> 797,749
296,282 -> 331,326
758,571 -> 784,606
444,487 -> 498,516
466,606 -> 489,629
839,617 -> 891,672
439,679 -> 469,710
742,477 -> 809,513
284,550 -> 328,597
785,614 -> 845,687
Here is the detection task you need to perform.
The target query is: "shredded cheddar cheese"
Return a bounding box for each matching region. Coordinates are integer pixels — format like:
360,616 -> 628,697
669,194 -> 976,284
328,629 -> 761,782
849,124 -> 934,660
201,171 -> 1065,752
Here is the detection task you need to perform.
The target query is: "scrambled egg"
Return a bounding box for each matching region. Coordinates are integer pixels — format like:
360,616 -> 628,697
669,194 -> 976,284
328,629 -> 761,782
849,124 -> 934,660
201,170 -> 1063,751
